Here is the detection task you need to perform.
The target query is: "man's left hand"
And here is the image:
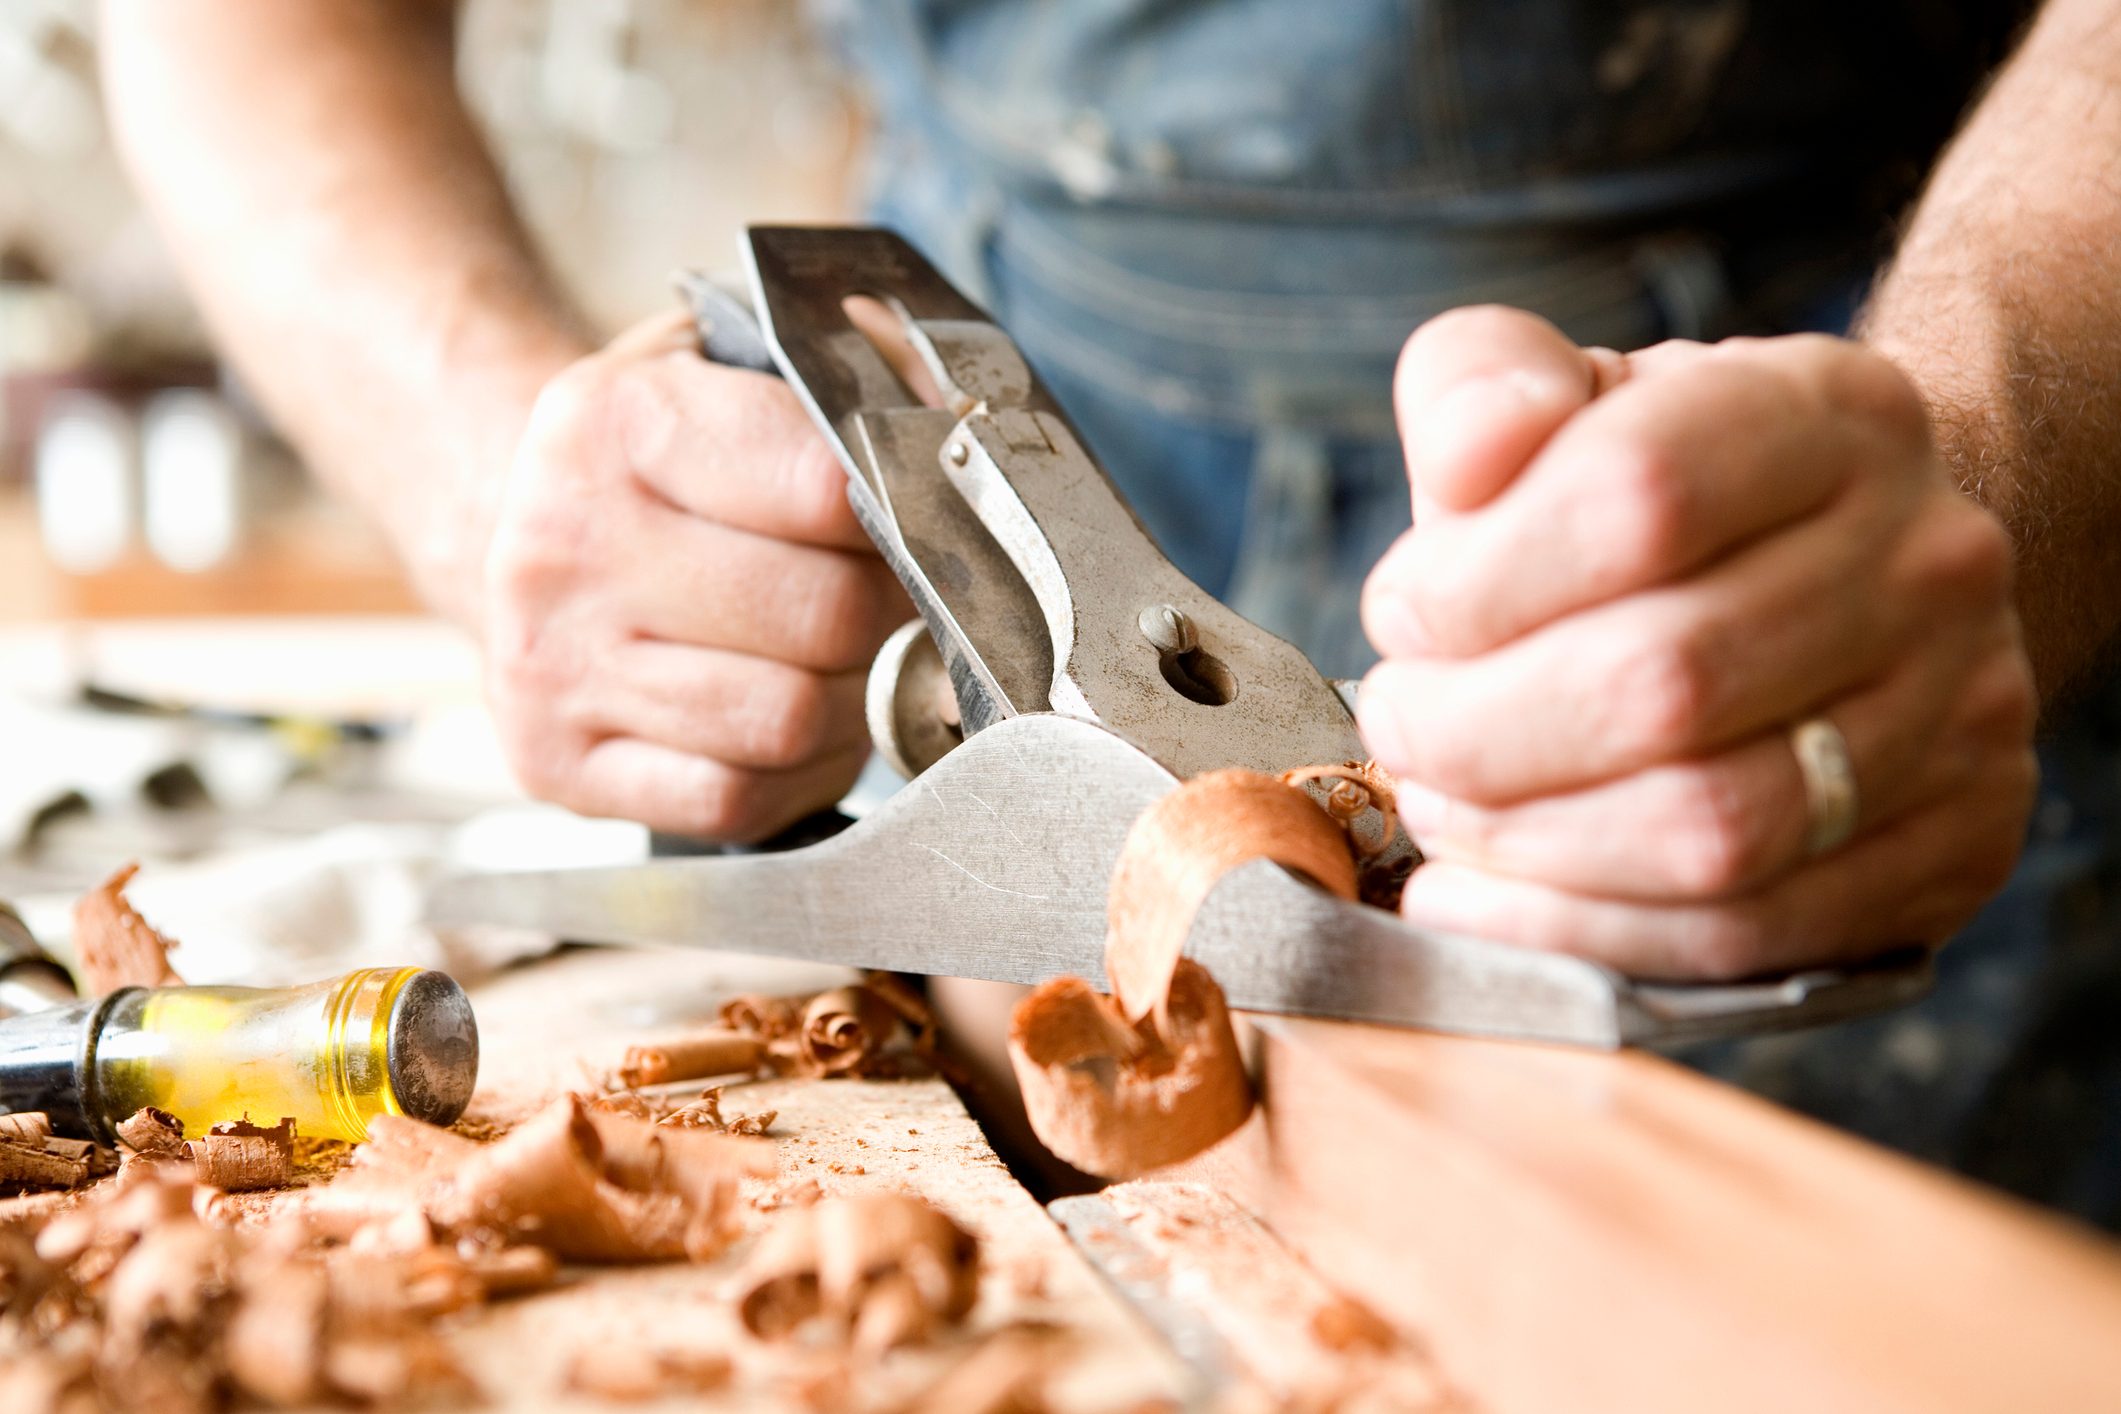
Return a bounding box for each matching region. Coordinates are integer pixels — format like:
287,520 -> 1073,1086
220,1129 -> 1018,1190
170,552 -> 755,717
1356,308 -> 2038,980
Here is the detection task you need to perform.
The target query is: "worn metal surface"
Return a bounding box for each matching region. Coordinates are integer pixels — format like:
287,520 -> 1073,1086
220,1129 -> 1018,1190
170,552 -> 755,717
744,227 -> 1052,730
426,715 -> 1931,1048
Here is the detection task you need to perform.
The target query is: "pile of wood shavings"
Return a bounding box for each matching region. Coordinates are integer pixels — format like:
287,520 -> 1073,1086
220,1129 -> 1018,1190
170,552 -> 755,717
7,867 -> 1168,1411
599,971 -> 950,1094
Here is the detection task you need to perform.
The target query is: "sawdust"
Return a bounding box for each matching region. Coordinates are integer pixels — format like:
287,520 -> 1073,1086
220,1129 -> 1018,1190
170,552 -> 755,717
1009,765 -> 1391,1180
70,862 -> 184,995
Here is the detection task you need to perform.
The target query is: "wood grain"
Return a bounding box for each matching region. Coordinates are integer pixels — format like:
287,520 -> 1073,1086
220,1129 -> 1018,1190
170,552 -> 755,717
1175,1015 -> 2121,1413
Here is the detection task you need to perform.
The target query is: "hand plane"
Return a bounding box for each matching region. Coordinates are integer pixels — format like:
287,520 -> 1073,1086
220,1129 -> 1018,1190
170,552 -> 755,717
427,226 -> 1931,1049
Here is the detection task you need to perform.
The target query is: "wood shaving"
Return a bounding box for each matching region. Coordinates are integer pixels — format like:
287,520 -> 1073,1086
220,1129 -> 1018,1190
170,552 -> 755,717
69,862 -> 184,995
613,1027 -> 764,1088
307,1093 -> 772,1263
656,1085 -> 777,1135
0,1112 -> 53,1144
186,1119 -> 294,1192
1010,766 -> 1384,1180
113,1108 -> 184,1162
1009,962 -> 1253,1181
0,1120 -> 102,1193
1,1167 -> 474,1412
719,975 -> 938,1079
562,1343 -> 733,1401
737,1191 -> 978,1354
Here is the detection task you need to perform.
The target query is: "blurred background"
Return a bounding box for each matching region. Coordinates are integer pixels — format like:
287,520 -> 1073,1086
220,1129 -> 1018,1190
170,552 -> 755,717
0,0 -> 863,916
0,0 -> 862,622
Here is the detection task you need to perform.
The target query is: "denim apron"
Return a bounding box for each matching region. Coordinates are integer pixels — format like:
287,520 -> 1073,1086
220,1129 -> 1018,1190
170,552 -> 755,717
809,0 -> 2121,1229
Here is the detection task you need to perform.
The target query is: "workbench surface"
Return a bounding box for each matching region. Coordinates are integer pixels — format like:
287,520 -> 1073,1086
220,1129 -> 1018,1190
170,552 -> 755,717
434,946 -> 1188,1411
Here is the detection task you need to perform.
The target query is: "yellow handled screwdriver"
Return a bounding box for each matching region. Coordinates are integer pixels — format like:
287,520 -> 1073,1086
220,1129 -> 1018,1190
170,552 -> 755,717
0,900 -> 477,1144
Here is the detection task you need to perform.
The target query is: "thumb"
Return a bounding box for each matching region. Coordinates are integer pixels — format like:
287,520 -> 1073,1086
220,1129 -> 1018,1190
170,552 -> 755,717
1395,306 -> 1599,514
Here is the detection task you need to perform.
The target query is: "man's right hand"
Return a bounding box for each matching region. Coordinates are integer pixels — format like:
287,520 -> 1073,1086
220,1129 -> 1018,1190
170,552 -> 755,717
480,311 -> 910,841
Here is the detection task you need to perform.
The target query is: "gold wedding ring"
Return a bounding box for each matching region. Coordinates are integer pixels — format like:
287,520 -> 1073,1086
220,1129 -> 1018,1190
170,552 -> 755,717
1791,717 -> 1859,857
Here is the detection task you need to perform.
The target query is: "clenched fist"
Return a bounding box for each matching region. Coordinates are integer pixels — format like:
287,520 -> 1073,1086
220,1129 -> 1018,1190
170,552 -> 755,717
1356,307 -> 2038,980
481,311 -> 909,840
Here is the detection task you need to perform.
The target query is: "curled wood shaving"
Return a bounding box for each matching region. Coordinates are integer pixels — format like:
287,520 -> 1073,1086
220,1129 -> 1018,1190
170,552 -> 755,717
718,974 -> 941,1080
613,1027 -> 764,1089
185,1119 -> 295,1192
798,985 -> 905,1075
310,1093 -> 772,1263
718,991 -> 806,1041
0,1134 -> 95,1192
1009,962 -> 1253,1181
1010,766 -> 1379,1180
70,862 -> 184,995
737,1191 -> 978,1354
0,1112 -> 53,1143
114,1108 -> 184,1161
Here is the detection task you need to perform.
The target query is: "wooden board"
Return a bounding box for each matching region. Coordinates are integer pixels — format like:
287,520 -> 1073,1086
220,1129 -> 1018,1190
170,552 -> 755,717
1172,1014 -> 2121,1414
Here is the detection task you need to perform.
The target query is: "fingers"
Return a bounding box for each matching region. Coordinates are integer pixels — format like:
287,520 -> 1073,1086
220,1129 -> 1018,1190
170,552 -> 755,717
618,501 -> 909,669
591,642 -> 869,770
1395,624 -> 2029,900
535,345 -> 873,552
1360,503 -> 1895,803
1394,306 -> 1600,514
1365,348 -> 1859,660
568,737 -> 871,842
1397,744 -> 2036,981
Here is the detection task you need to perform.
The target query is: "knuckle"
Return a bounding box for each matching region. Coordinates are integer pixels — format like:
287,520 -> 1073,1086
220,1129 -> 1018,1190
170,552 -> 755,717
1662,771 -> 1770,896
739,668 -> 834,769
1595,439 -> 1692,581
1966,646 -> 2039,743
790,556 -> 886,669
1833,347 -> 1931,447
1922,501 -> 2015,606
783,428 -> 853,538
1606,630 -> 1715,763
530,357 -> 618,445
1689,911 -> 1770,983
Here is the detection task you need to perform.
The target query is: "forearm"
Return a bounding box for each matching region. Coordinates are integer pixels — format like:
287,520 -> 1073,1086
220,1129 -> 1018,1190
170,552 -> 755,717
99,0 -> 591,626
1861,0 -> 2121,702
